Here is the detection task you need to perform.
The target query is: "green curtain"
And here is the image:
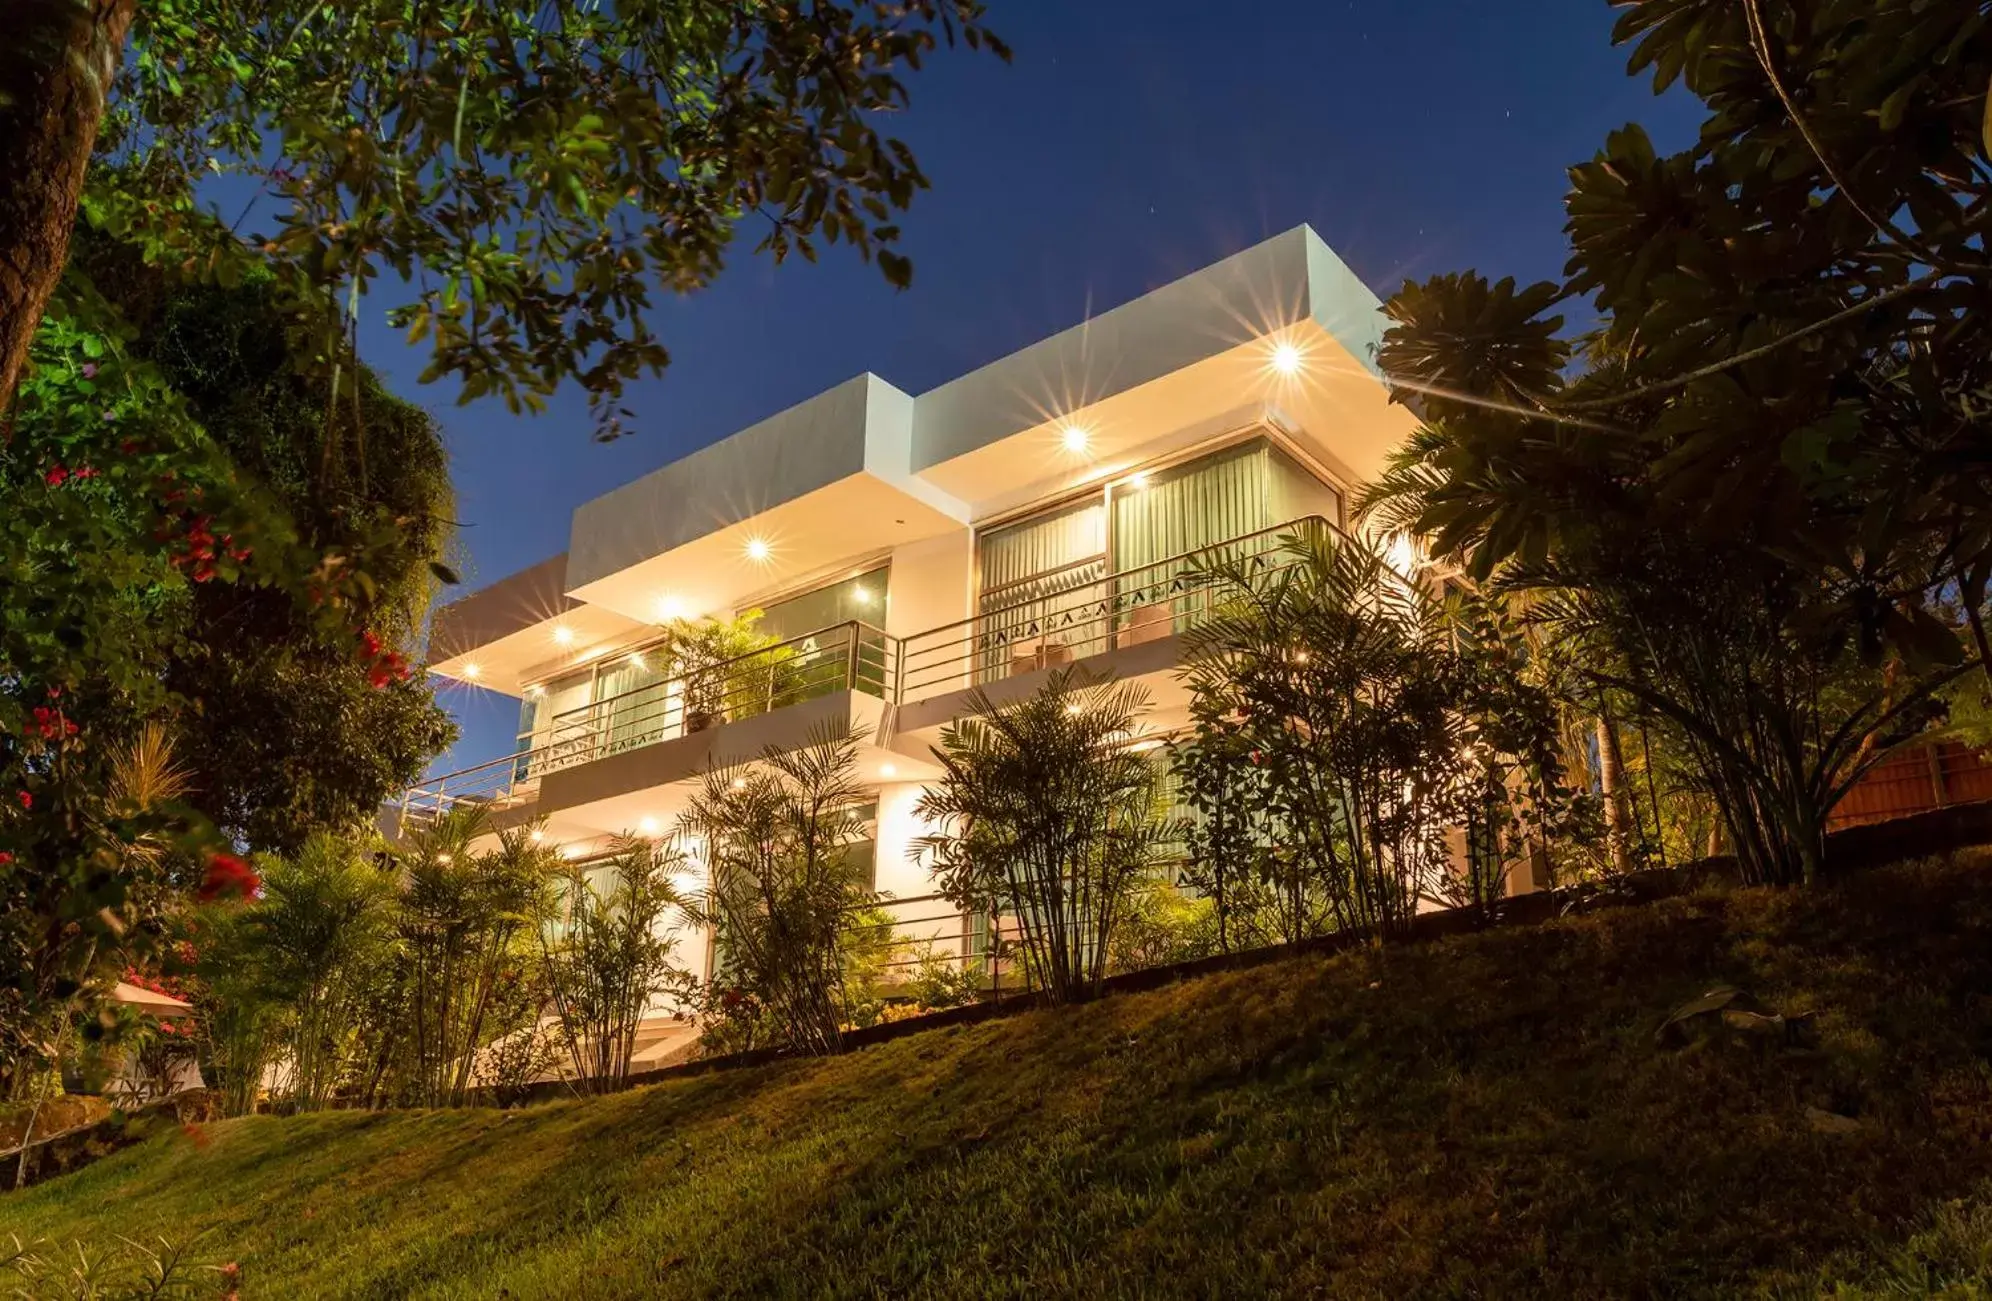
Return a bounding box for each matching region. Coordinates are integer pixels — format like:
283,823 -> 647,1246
975,501 -> 1106,681
597,657 -> 666,753
1112,441 -> 1273,634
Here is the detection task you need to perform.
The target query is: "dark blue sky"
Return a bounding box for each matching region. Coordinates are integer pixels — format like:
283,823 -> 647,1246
388,0 -> 1703,775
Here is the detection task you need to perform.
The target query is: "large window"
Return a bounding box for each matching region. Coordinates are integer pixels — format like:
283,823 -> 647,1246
972,434 -> 1343,674
754,564 -> 889,643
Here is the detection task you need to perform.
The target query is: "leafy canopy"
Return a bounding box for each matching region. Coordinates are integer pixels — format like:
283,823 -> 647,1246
97,0 -> 1007,437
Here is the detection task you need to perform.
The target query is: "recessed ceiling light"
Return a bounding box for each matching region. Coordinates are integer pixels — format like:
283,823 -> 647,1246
638,816 -> 659,835
744,536 -> 772,563
1061,425 -> 1089,452
879,762 -> 897,778
460,662 -> 482,680
1270,341 -> 1303,376
730,776 -> 747,790
529,828 -> 545,842
655,594 -> 687,621
552,625 -> 574,646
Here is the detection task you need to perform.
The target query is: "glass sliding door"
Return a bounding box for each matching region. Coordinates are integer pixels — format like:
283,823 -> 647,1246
755,565 -> 891,700
974,499 -> 1106,682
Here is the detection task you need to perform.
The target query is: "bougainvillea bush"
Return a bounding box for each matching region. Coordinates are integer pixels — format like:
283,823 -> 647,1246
0,267 -> 405,1099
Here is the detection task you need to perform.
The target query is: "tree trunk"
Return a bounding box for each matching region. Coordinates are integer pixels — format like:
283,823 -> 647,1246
0,0 -> 133,415
1596,716 -> 1633,874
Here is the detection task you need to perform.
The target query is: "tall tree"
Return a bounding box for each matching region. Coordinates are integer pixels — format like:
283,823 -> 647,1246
0,0 -> 1006,429
1363,0 -> 1992,883
72,234 -> 457,851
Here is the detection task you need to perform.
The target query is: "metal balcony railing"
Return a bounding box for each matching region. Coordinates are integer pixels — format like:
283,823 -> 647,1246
396,621 -> 893,828
894,514 -> 1341,703
398,514 -> 1346,824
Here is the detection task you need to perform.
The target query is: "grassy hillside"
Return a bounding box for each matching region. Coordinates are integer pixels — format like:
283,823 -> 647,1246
11,854 -> 1992,1299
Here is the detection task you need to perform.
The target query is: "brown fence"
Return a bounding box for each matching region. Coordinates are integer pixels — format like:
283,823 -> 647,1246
1829,742 -> 1992,831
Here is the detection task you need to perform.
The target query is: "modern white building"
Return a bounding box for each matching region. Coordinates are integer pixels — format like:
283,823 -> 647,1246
405,225 -> 1419,998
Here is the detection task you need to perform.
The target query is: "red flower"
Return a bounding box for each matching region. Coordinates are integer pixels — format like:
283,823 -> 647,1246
44,465 -> 67,487
0,852 -> 12,867
358,629 -> 383,658
74,465 -> 98,479
15,790 -> 30,810
197,852 -> 261,902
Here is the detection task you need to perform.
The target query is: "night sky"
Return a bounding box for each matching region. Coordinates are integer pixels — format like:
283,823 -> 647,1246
382,0 -> 1704,777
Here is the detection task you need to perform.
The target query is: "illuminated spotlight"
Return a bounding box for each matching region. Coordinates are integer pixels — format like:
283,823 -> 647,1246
854,586 -> 874,605
1128,471 -> 1150,489
879,762 -> 897,779
730,776 -> 748,790
638,816 -> 660,836
552,625 -> 575,647
460,662 -> 482,681
1061,424 -> 1090,453
529,828 -> 545,842
744,536 -> 772,563
1064,702 -> 1083,715
1270,340 -> 1304,377
655,594 -> 687,621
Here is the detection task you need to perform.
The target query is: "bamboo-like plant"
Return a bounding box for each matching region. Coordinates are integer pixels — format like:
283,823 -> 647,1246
915,668 -> 1176,1004
534,832 -> 687,1093
244,835 -> 399,1110
1177,532 -> 1467,941
393,808 -> 542,1106
679,726 -> 875,1055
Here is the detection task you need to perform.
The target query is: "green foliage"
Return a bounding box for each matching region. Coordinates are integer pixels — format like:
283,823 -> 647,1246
91,0 -> 1007,436
1177,534 -> 1463,940
14,853 -> 1992,1296
69,233 -> 458,853
1364,1 -> 1992,884
916,668 -> 1177,1004
3,1230 -> 238,1299
235,836 -> 399,1111
680,726 -> 876,1055
533,833 -> 687,1094
655,611 -> 784,728
1106,884 -> 1220,974
389,811 -> 547,1107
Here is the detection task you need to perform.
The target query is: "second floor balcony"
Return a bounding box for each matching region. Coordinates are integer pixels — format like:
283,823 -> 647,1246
397,514 -> 1341,831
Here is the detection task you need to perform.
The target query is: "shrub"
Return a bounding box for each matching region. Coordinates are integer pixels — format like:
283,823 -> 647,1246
680,726 -> 876,1055
534,833 -> 688,1093
916,668 -> 1177,1004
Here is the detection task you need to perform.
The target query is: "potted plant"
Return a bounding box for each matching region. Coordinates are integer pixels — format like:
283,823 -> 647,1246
663,613 -> 779,733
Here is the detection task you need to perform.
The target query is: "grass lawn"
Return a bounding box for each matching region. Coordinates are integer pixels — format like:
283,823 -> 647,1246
11,853 -> 1992,1298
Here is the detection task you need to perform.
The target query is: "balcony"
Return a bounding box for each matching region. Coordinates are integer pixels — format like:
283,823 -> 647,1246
893,514 -> 1336,711
396,515 -> 1340,831
395,621 -> 894,831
